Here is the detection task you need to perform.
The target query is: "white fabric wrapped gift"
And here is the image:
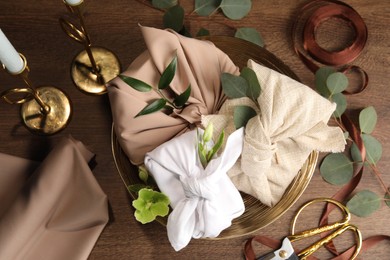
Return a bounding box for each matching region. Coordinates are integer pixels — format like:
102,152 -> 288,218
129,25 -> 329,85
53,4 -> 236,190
144,127 -> 245,251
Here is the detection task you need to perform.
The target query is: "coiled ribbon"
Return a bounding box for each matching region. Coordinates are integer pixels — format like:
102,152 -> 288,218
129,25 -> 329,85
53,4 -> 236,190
292,0 -> 369,94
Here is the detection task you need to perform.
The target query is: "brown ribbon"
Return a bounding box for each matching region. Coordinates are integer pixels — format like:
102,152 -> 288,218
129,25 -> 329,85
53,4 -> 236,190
292,0 -> 369,94
244,1 -> 390,258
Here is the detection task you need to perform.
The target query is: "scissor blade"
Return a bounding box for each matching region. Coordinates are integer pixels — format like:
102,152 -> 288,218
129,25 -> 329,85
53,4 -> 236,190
256,238 -> 298,260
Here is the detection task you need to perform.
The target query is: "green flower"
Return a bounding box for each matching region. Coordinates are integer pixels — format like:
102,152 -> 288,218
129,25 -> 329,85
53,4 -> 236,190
132,188 -> 170,224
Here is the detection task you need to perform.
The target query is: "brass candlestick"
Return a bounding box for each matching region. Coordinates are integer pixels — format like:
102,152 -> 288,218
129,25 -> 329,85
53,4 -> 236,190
1,54 -> 72,135
60,0 -> 121,95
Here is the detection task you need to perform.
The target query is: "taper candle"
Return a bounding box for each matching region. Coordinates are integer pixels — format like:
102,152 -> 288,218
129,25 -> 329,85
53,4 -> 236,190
0,29 -> 24,74
65,0 -> 83,6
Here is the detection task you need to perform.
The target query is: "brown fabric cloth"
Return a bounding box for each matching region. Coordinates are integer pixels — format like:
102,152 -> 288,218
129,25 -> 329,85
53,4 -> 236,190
0,137 -> 108,260
107,26 -> 239,165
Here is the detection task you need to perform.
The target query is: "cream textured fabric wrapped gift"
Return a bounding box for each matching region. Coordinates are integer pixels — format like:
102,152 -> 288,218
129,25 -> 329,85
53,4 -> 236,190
203,59 -> 346,207
145,128 -> 245,251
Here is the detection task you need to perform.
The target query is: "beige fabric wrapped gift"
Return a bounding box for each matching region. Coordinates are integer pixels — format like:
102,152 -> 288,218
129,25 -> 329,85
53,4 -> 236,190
0,137 -> 108,260
107,26 -> 239,165
203,59 -> 346,207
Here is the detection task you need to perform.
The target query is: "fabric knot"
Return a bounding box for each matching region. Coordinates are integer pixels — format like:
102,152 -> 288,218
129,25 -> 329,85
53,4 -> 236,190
241,115 -> 277,176
180,176 -> 216,201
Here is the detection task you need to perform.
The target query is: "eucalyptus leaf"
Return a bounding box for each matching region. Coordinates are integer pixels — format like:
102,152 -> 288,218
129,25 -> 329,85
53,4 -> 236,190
196,27 -> 210,37
235,27 -> 264,47
221,73 -> 248,99
331,93 -> 347,118
362,134 -> 382,165
315,66 -> 336,97
136,99 -> 166,117
359,106 -> 377,134
347,190 -> 381,217
385,191 -> 390,208
320,153 -> 353,185
194,0 -> 220,16
119,75 -> 152,92
220,0 -> 251,20
240,66 -> 261,102
163,5 -> 184,32
159,53 -> 177,89
234,106 -> 257,129
152,0 -> 177,9
350,142 -> 363,163
326,72 -> 349,94
173,84 -> 191,107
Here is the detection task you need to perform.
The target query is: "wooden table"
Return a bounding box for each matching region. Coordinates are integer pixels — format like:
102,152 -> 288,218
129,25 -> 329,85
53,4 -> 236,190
1,0 -> 389,259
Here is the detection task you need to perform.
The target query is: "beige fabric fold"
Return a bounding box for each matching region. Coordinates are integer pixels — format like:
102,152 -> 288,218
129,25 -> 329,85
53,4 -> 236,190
0,137 -> 108,260
107,26 -> 239,165
203,59 -> 346,207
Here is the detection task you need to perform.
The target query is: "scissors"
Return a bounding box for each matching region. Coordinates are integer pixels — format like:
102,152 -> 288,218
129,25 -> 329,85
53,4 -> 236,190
257,198 -> 362,260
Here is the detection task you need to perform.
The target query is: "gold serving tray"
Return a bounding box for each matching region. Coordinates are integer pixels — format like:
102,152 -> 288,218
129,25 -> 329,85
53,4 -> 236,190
111,36 -> 319,239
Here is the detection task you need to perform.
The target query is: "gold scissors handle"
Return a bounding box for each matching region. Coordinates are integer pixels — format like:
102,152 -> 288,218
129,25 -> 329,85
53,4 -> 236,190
288,198 -> 362,260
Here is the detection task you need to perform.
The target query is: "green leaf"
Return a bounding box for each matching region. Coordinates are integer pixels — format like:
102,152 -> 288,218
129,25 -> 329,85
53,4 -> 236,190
159,53 -> 177,89
163,5 -> 184,32
233,105 -> 257,129
194,0 -> 221,16
134,209 -> 155,224
207,130 -> 225,161
359,106 -> 377,134
136,99 -> 166,117
221,73 -> 248,99
179,26 -> 192,37
362,134 -> 382,165
347,190 -> 381,217
385,190 -> 390,208
152,0 -> 177,9
203,123 -> 214,143
196,27 -> 210,37
128,184 -> 149,194
198,142 -> 208,168
350,141 -> 363,163
138,166 -> 149,183
315,67 -> 336,97
240,67 -> 261,101
150,202 -> 170,217
173,84 -> 191,107
220,0 -> 252,20
119,75 -> 152,92
320,153 -> 353,185
235,27 -> 264,47
326,72 -> 349,94
331,93 -> 347,118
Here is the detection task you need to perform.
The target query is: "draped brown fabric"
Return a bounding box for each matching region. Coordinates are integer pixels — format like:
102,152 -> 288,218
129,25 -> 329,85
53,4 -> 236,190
0,137 -> 108,260
107,26 -> 239,165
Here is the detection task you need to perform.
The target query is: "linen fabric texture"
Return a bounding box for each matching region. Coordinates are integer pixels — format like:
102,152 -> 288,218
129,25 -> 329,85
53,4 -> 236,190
0,137 -> 108,260
145,128 -> 245,251
107,26 -> 239,165
203,59 -> 346,207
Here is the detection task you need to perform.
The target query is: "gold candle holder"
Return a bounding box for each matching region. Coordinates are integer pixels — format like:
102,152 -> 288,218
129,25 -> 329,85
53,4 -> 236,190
1,54 -> 72,135
60,0 -> 121,95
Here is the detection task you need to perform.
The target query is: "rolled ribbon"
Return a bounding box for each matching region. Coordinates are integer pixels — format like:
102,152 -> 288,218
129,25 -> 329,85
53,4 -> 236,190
292,0 -> 368,94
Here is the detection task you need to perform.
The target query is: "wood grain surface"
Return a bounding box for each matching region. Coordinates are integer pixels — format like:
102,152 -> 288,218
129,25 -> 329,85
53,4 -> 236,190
0,0 -> 389,259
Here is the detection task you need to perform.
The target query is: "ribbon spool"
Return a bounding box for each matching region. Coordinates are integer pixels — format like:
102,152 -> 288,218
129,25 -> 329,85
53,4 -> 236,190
292,0 -> 368,94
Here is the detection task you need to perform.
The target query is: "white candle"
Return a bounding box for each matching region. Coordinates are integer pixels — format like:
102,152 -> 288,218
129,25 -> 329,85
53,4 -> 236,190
65,0 -> 83,6
0,29 -> 24,74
